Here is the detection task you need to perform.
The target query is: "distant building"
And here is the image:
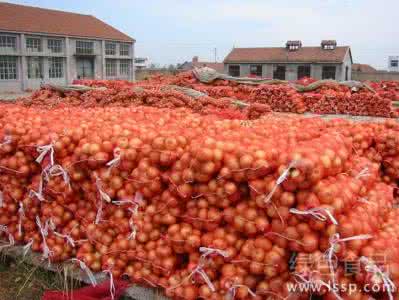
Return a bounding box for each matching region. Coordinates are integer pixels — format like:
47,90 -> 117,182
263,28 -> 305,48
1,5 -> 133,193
178,56 -> 224,73
0,2 -> 135,92
388,56 -> 399,72
135,57 -> 150,70
352,63 -> 377,73
223,40 -> 353,81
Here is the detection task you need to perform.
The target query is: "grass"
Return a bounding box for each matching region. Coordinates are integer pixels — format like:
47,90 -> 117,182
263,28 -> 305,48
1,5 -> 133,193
0,254 -> 137,300
0,254 -> 83,300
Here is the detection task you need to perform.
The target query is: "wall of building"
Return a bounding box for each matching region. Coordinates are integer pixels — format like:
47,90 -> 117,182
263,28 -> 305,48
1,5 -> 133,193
388,56 -> 399,72
341,50 -> 352,81
0,31 -> 134,93
352,71 -> 399,81
68,38 -> 103,81
224,63 -> 346,81
103,42 -> 134,80
23,34 -> 68,90
135,68 -> 179,81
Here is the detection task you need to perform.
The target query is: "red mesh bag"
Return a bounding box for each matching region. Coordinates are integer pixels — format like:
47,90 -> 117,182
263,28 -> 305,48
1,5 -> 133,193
42,280 -> 129,300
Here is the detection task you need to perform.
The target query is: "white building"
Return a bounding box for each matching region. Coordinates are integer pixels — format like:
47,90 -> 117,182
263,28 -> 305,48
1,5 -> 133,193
388,56 -> 399,72
0,2 -> 135,92
134,57 -> 151,70
224,40 -> 353,81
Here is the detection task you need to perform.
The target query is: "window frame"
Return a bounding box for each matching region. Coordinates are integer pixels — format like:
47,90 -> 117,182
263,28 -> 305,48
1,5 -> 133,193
76,40 -> 94,55
0,56 -> 18,80
391,60 -> 399,68
119,43 -> 130,56
26,37 -> 42,52
27,56 -> 43,79
297,65 -> 311,79
106,59 -> 117,77
228,65 -> 240,77
322,66 -> 336,80
47,39 -> 63,53
135,58 -> 146,64
323,44 -> 336,50
249,64 -> 262,77
273,65 -> 286,80
105,42 -> 116,55
0,35 -> 17,50
119,60 -> 130,76
49,57 -> 64,78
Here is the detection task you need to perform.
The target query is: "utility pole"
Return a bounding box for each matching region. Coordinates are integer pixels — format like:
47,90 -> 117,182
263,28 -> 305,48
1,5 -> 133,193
214,47 -> 217,63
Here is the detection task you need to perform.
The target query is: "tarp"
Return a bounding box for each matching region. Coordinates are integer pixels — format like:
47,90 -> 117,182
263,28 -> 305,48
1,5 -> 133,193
192,67 -> 376,93
43,84 -> 107,93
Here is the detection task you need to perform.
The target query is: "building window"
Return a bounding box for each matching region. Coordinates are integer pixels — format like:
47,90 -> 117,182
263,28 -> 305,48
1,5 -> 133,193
250,65 -> 262,77
0,56 -> 17,80
120,60 -> 130,76
323,44 -> 335,50
391,60 -> 398,67
76,40 -> 93,55
48,39 -> 62,53
49,57 -> 64,78
26,37 -> 42,52
27,57 -> 43,79
288,45 -> 299,51
120,44 -> 130,56
228,65 -> 240,77
135,58 -> 146,64
297,65 -> 311,79
106,59 -> 117,77
105,43 -> 116,55
0,35 -> 16,50
322,66 -> 336,79
273,65 -> 286,80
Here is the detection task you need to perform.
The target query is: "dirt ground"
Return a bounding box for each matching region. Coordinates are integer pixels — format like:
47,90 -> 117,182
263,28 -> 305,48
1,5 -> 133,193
0,92 -> 31,101
0,255 -> 82,300
0,255 -> 135,300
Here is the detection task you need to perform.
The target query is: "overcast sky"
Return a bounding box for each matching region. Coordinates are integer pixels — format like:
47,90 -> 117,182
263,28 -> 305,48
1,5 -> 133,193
6,0 -> 398,69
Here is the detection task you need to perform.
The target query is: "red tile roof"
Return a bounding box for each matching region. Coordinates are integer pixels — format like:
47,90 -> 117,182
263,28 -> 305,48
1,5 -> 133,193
352,63 -> 377,73
0,2 -> 134,42
224,46 -> 350,64
193,62 -> 224,73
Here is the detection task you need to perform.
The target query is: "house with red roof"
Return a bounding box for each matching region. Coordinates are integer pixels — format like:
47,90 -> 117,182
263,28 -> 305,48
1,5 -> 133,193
223,40 -> 353,81
178,56 -> 225,73
0,2 -> 135,92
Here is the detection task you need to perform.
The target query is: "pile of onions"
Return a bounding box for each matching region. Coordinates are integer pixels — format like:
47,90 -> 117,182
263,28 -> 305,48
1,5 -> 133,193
0,103 -> 399,299
9,70 -> 397,118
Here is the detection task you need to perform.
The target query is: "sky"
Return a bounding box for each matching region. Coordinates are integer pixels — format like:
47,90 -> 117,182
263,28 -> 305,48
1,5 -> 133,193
6,0 -> 399,69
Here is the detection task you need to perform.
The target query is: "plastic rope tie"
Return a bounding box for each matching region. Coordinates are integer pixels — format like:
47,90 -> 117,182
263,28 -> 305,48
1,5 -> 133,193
22,239 -> 34,257
199,247 -> 230,259
47,164 -> 71,188
0,224 -> 15,249
103,269 -> 116,300
18,202 -> 25,236
264,160 -> 298,204
35,216 -> 53,259
106,148 -> 122,171
325,234 -> 372,298
360,256 -> 396,300
227,285 -> 256,300
71,258 -> 97,286
0,135 -> 12,146
29,172 -> 45,201
36,143 -> 55,166
290,207 -> 338,225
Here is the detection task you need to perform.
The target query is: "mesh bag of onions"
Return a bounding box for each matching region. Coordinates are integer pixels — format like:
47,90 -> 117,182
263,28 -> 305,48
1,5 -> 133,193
0,102 -> 399,300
